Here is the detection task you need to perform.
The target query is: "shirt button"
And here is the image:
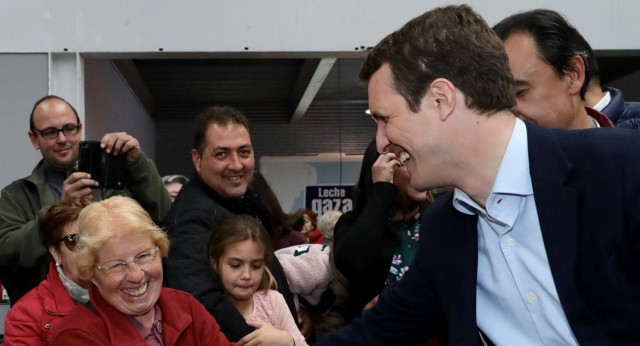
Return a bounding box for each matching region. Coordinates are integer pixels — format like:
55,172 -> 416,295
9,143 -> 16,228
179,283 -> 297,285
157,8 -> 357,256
506,238 -> 516,247
497,198 -> 503,204
45,323 -> 51,329
529,292 -> 538,303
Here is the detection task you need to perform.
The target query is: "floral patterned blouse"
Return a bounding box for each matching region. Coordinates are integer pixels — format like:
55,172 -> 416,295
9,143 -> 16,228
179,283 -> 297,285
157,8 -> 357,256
386,213 -> 421,285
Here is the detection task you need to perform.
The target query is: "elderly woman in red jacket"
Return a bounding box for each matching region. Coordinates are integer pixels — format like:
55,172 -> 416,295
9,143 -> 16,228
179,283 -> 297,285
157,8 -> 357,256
4,197 -> 90,345
49,196 -> 233,345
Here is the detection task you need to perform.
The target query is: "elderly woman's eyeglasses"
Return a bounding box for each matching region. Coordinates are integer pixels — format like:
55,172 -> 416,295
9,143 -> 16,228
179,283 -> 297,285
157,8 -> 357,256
53,234 -> 79,251
96,247 -> 160,276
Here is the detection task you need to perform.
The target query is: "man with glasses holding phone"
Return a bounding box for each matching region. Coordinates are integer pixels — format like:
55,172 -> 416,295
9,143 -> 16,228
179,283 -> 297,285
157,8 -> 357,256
0,95 -> 171,305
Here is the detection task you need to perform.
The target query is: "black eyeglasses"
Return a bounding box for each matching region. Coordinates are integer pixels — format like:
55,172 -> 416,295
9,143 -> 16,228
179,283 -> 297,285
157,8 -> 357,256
33,123 -> 80,139
53,234 -> 79,251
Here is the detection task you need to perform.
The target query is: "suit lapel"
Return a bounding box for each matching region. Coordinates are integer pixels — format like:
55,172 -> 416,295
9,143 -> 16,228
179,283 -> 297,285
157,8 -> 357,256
526,124 -> 592,320
450,212 -> 483,344
525,124 -> 610,343
526,124 -> 579,301
426,198 -> 480,344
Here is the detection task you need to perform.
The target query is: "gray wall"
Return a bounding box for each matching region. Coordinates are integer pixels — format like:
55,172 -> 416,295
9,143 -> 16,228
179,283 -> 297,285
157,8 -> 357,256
0,54 -> 48,189
1,1 -> 639,53
84,60 -> 156,159
2,1 -> 640,185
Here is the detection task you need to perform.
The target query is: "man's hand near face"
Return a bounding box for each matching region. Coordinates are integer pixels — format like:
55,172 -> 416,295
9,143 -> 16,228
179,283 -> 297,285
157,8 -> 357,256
61,132 -> 144,201
61,172 -> 98,201
101,132 -> 142,165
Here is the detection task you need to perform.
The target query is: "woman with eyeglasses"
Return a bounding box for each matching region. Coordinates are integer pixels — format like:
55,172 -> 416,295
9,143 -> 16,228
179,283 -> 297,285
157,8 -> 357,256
4,197 -> 90,345
49,196 -> 233,345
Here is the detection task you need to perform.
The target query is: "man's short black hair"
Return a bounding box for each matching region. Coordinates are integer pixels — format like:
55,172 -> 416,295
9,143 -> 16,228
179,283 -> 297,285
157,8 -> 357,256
493,9 -> 596,99
193,105 -> 250,155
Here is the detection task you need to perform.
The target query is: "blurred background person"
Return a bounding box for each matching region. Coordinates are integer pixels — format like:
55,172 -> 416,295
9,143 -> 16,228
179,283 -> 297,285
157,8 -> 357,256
50,196 -> 233,345
298,209 -> 321,244
4,198 -> 90,345
251,173 -> 306,251
333,140 -> 445,345
162,174 -> 189,202
493,9 -> 613,129
316,210 -> 342,245
333,139 -> 433,321
276,210 -> 348,343
209,215 -> 307,346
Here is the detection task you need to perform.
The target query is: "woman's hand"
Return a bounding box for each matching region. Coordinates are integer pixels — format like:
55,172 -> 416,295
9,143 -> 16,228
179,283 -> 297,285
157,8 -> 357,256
237,321 -> 295,346
371,152 -> 400,184
297,308 -> 313,339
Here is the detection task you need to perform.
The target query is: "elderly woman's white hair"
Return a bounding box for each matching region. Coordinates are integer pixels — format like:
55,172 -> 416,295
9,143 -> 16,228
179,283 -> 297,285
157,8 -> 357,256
75,195 -> 169,281
161,174 -> 189,185
317,210 -> 343,244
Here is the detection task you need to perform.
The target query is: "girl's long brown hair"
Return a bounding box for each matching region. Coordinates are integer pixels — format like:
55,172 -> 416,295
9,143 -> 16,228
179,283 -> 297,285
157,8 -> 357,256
208,214 -> 277,290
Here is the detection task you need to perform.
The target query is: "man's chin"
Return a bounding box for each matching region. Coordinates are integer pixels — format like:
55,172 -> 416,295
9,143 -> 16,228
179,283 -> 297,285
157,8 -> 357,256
47,159 -> 76,171
222,185 -> 248,199
409,177 -> 429,193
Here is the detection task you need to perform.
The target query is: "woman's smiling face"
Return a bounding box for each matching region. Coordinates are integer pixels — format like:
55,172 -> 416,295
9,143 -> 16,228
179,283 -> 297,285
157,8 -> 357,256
92,232 -> 163,323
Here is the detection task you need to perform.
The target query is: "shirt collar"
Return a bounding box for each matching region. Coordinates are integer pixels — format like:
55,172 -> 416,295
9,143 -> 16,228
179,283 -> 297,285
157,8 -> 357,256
586,107 -> 615,128
453,118 -> 532,215
592,90 -> 611,111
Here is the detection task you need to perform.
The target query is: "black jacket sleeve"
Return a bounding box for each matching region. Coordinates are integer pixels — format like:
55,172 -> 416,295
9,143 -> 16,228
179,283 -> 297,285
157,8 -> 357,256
333,182 -> 399,320
164,207 -> 253,341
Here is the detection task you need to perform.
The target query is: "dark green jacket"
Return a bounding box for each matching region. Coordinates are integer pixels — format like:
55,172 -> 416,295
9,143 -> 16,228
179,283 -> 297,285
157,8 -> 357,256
0,154 -> 171,304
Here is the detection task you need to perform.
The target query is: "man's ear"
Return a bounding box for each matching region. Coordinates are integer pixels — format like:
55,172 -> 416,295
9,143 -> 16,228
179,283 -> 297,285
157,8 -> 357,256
191,148 -> 202,173
564,55 -> 586,96
28,131 -> 40,150
429,78 -> 456,121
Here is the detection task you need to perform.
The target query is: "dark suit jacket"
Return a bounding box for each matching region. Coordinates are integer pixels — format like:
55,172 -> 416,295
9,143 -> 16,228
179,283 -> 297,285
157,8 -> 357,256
318,123 -> 640,345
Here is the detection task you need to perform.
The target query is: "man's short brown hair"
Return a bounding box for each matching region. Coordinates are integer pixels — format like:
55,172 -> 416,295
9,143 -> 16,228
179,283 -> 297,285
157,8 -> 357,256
360,5 -> 516,115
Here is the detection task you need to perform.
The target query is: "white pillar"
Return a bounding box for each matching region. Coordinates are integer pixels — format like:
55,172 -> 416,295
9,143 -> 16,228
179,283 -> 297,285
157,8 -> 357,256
49,52 -> 85,127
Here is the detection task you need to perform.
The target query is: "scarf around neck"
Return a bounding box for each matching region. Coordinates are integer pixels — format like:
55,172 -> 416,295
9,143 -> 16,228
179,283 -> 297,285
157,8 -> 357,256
57,264 -> 89,305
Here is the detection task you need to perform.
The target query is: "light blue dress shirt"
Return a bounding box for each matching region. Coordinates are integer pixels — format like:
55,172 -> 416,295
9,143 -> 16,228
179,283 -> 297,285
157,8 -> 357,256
452,119 -> 578,345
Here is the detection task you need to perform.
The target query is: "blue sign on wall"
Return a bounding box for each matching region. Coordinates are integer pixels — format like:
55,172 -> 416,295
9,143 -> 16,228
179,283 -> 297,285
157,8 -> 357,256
305,185 -> 355,216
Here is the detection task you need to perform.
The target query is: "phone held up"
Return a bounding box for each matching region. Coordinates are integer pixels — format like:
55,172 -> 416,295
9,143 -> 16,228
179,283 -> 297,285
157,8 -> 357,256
77,140 -> 127,190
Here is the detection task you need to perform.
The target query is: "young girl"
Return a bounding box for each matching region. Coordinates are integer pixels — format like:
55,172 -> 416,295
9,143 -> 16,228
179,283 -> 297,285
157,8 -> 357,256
208,215 -> 308,346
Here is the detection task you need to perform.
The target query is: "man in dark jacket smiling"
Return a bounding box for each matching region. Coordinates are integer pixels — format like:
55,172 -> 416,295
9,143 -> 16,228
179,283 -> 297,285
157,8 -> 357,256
164,105 -> 298,342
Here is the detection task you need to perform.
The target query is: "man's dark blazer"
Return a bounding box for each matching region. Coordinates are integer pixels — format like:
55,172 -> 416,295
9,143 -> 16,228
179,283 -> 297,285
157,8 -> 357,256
318,123 -> 640,345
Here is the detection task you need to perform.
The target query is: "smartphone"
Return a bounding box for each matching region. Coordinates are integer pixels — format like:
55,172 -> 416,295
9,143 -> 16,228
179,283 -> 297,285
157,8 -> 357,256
77,140 -> 127,189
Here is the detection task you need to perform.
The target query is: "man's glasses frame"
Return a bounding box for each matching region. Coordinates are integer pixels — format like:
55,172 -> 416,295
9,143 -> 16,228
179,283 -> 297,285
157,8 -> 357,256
53,233 -> 79,251
32,123 -> 80,139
